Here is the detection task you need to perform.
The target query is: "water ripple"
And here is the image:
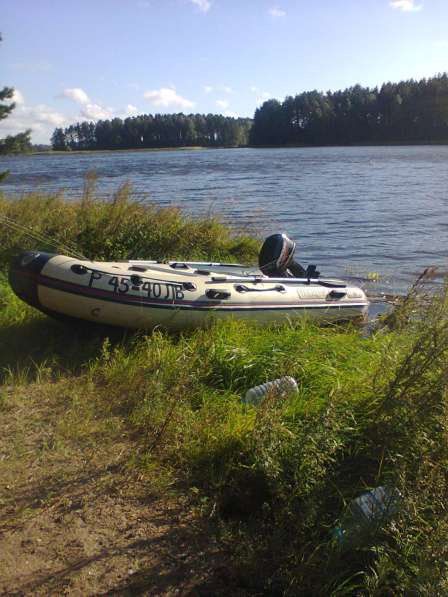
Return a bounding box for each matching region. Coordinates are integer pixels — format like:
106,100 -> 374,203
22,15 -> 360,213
2,146 -> 448,293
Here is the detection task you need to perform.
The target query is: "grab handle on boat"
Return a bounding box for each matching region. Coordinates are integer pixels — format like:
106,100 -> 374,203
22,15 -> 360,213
69,263 -> 184,287
71,264 -> 88,275
235,284 -> 286,293
206,289 -> 231,300
182,282 -> 197,291
327,290 -> 347,300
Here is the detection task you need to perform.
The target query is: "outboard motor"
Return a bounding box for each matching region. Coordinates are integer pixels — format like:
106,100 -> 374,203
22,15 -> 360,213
259,233 -> 296,277
259,233 -> 319,279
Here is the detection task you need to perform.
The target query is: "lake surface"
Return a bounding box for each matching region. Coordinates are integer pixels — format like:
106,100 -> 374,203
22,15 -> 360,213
2,146 -> 448,296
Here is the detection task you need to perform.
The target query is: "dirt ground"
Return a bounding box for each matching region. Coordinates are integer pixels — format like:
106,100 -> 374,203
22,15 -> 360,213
0,385 -> 240,596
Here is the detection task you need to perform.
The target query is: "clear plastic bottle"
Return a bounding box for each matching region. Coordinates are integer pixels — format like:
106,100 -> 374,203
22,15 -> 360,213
243,376 -> 298,406
333,486 -> 401,549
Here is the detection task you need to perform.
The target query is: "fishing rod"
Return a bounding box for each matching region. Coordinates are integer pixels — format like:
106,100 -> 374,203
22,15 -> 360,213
0,214 -> 88,260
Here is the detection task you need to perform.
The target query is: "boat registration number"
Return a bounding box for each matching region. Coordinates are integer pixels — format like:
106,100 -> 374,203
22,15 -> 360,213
88,271 -> 185,300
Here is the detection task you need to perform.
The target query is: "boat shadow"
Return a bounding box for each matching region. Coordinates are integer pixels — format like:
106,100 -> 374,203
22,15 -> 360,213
0,315 -> 132,382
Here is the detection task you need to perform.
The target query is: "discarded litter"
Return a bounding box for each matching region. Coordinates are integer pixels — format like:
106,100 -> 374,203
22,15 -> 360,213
243,376 -> 298,407
333,486 -> 401,549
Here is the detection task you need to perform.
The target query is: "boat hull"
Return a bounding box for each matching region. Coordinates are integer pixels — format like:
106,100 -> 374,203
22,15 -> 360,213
9,252 -> 369,330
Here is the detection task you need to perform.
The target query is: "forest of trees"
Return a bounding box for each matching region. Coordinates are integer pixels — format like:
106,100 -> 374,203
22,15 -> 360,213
51,74 -> 448,151
51,113 -> 253,151
250,74 -> 448,146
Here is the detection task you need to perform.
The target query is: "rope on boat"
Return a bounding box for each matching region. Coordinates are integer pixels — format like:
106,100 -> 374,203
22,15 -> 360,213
0,214 -> 88,261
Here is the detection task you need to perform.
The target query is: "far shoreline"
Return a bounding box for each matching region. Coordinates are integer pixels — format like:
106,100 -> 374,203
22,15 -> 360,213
29,145 -> 222,156
21,140 -> 448,157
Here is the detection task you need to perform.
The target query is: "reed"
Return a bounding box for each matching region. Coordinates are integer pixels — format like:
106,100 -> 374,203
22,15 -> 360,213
0,179 -> 260,270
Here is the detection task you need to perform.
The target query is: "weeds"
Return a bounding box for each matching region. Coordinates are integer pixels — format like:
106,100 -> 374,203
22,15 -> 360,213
0,180 -> 259,269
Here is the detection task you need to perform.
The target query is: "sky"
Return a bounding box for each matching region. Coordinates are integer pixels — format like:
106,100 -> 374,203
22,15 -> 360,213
2,0 -> 448,143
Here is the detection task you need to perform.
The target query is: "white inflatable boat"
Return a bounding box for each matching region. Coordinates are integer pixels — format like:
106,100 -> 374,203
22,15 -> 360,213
9,234 -> 369,330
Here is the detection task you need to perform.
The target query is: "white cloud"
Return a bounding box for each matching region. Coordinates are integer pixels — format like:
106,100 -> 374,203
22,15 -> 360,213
269,7 -> 286,17
256,91 -> 272,105
216,99 -> 229,109
0,90 -> 68,143
390,0 -> 423,12
80,103 -> 112,120
143,87 -> 194,109
61,86 -> 140,120
61,87 -> 90,105
204,85 -> 233,95
249,87 -> 272,104
190,0 -> 211,12
12,89 -> 25,105
61,86 -> 131,122
1,86 -> 142,144
125,104 -> 139,115
21,105 -> 66,128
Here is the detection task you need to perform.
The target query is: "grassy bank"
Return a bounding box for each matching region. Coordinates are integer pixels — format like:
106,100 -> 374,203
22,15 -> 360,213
1,187 -> 448,594
0,178 -> 259,270
30,146 -> 222,156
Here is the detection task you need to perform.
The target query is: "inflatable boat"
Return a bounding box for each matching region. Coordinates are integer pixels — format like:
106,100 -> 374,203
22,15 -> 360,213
9,234 -> 369,330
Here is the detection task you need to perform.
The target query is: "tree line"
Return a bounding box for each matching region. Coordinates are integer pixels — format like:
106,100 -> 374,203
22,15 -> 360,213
2,72 -> 448,153
51,114 -> 253,151
250,74 -> 448,146
51,74 -> 448,151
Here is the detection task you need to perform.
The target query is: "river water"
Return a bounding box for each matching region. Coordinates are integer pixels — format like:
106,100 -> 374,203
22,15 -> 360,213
1,146 -> 448,296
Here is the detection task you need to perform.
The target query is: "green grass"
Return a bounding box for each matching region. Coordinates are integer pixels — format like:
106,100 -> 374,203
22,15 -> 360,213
0,175 -> 260,270
1,187 -> 448,593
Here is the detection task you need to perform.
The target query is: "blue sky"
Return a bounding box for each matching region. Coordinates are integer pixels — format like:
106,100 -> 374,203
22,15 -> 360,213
2,0 -> 448,143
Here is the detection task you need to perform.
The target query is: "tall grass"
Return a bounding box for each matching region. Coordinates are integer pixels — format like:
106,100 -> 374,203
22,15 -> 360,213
1,186 -> 448,593
0,177 -> 259,269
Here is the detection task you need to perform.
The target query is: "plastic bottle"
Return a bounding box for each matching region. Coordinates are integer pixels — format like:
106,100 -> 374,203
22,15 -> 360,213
333,486 -> 401,549
243,376 -> 298,406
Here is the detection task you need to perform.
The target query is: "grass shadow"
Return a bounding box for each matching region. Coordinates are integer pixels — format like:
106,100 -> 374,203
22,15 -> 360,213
0,314 -> 133,383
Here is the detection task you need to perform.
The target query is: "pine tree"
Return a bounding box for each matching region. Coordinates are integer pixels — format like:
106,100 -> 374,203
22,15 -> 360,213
0,34 -> 32,163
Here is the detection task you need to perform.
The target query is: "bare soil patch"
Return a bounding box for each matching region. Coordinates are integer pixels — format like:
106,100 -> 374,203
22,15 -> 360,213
0,384 -> 238,596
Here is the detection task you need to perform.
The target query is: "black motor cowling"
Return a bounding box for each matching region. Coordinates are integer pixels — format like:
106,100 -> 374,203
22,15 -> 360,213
259,233 -> 295,277
259,234 -> 319,278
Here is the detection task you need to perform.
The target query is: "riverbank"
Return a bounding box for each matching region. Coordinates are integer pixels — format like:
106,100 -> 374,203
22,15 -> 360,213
24,140 -> 448,156
1,190 -> 447,594
29,145 -> 230,156
250,140 -> 448,149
